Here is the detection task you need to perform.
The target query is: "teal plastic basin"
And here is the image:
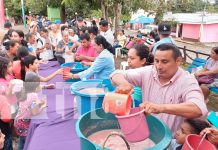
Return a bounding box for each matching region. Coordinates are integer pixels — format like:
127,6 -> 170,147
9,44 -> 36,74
76,108 -> 172,150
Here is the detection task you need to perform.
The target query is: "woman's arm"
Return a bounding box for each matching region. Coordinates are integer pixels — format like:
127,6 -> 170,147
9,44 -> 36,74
195,67 -> 218,77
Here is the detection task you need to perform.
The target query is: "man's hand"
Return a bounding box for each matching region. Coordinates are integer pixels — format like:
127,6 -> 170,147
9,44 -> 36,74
81,61 -> 92,66
77,55 -> 86,61
200,128 -> 218,146
139,102 -> 164,115
116,82 -> 134,94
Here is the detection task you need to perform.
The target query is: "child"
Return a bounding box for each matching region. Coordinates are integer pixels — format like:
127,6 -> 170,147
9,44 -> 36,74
14,72 -> 46,150
170,119 -> 211,150
0,56 -> 15,150
23,55 -> 62,83
38,29 -> 54,61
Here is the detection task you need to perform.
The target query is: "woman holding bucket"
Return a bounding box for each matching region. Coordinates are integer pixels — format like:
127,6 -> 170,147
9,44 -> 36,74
63,35 -> 115,80
127,44 -> 154,106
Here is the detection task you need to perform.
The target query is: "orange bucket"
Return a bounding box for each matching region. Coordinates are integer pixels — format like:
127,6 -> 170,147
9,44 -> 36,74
102,92 -> 132,116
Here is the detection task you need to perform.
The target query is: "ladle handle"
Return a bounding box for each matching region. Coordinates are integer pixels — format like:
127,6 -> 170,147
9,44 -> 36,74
102,132 -> 130,150
197,132 -> 207,150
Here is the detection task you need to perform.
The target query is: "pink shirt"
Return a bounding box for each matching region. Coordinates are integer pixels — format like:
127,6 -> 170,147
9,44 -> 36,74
0,95 -> 11,123
115,66 -> 208,135
205,58 -> 218,78
75,43 -> 98,62
0,75 -> 17,105
14,93 -> 39,137
12,60 -> 22,80
126,41 -> 134,49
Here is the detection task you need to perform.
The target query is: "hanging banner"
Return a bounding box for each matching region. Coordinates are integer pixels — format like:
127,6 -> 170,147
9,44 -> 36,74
0,0 -> 6,28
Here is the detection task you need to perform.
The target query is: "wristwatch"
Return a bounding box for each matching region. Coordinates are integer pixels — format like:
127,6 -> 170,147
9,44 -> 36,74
71,74 -> 74,79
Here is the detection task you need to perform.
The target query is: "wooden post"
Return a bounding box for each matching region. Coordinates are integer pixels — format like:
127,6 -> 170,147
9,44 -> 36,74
183,46 -> 187,63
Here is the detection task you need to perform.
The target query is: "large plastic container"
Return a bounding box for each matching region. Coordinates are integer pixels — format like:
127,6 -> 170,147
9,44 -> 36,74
182,134 -> 216,150
71,79 -> 115,115
61,62 -> 89,82
116,108 -> 149,142
76,108 -> 172,150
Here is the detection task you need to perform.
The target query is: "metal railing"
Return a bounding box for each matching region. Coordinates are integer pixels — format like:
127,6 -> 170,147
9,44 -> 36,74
178,46 -> 210,64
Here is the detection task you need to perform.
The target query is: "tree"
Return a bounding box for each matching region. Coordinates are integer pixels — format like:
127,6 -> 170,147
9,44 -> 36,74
101,0 -> 109,20
113,0 -> 122,39
154,0 -> 166,24
26,0 -> 47,15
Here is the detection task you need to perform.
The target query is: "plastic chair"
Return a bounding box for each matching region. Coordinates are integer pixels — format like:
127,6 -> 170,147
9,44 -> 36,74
186,57 -> 207,73
120,61 -> 128,70
115,47 -> 121,58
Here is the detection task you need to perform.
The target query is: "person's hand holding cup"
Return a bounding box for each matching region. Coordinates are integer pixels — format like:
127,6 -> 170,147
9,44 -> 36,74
63,67 -> 73,80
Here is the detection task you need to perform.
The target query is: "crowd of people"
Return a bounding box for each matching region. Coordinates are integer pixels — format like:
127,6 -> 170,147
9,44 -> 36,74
0,14 -> 217,150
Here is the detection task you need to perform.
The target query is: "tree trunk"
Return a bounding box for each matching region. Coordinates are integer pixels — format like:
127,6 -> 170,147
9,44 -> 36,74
60,3 -> 66,23
154,0 -> 165,25
101,0 -> 109,20
113,1 -> 122,40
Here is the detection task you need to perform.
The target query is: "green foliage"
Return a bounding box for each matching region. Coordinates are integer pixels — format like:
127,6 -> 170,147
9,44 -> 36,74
167,0 -> 207,13
26,0 -> 47,15
89,9 -> 102,18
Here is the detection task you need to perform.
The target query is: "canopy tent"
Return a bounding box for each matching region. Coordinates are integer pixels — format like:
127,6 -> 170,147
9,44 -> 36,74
129,15 -> 154,24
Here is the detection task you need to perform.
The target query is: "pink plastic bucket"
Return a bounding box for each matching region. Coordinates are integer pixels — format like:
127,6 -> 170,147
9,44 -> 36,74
182,134 -> 216,150
116,107 -> 150,142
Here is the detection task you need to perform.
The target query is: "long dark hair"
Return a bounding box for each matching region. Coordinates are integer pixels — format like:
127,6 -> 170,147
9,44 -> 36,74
0,56 -> 10,79
132,44 -> 154,65
16,46 -> 29,81
212,46 -> 218,55
94,35 -> 114,54
1,29 -> 14,44
15,30 -> 28,47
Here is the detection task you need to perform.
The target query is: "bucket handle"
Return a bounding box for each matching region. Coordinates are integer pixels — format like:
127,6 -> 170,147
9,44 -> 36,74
102,131 -> 130,150
121,109 -> 145,135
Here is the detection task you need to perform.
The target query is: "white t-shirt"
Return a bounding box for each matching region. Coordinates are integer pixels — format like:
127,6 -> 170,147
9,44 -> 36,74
38,37 -> 54,60
101,29 -> 114,46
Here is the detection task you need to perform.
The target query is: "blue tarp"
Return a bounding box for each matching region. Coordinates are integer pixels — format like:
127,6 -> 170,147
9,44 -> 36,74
129,15 -> 154,24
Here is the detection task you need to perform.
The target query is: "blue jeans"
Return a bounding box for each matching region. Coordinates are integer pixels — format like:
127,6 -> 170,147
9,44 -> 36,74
18,136 -> 26,150
3,135 -> 13,150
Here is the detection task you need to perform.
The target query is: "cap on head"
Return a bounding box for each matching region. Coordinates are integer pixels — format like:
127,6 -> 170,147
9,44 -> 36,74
158,23 -> 171,35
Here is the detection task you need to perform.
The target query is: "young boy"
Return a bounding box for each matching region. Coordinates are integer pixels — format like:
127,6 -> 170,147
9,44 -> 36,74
24,55 -> 62,84
169,119 -> 211,150
38,29 -> 54,61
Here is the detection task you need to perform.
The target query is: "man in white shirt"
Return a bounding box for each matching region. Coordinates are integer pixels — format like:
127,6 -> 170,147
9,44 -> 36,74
99,20 -> 114,46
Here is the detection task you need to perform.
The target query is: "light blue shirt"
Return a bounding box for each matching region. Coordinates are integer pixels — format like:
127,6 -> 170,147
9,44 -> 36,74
78,49 -> 115,80
152,37 -> 175,54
